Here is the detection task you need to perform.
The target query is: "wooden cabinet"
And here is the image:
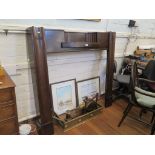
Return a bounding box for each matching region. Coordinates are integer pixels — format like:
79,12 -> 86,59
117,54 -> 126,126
0,69 -> 19,135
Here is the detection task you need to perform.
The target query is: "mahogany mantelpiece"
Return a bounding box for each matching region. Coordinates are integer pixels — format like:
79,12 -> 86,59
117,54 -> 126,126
26,27 -> 116,135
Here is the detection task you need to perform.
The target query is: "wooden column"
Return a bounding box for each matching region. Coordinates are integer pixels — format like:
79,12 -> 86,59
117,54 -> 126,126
105,32 -> 116,107
31,27 -> 54,134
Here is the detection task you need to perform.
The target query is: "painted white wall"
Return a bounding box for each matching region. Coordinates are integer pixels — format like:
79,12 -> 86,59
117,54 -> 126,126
0,19 -> 155,121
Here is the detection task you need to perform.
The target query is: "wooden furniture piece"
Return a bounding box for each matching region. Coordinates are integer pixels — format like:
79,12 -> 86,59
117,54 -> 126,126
26,27 -> 116,135
0,69 -> 19,135
118,62 -> 155,134
134,47 -> 155,67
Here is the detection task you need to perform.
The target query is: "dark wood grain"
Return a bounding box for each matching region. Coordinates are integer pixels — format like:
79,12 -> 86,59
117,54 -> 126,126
105,32 -> 116,107
31,27 -> 54,135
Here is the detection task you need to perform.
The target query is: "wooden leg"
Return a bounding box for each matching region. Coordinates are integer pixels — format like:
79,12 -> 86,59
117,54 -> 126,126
150,112 -> 155,124
118,103 -> 133,127
139,109 -> 144,119
151,119 -> 155,135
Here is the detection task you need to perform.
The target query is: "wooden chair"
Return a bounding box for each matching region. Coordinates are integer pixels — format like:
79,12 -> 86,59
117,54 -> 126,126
142,60 -> 155,92
118,61 -> 155,135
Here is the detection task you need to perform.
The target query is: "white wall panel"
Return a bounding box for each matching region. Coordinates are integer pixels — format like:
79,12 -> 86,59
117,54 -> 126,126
126,38 -> 155,55
107,19 -> 130,33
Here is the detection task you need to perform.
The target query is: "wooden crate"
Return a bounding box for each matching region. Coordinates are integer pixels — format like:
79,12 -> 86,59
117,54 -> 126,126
134,49 -> 152,56
53,104 -> 103,131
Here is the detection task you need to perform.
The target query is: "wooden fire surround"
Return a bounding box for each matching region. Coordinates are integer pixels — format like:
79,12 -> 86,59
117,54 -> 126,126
26,27 -> 116,134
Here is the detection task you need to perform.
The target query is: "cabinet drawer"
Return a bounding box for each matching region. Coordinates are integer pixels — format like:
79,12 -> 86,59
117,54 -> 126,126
0,88 -> 14,104
0,103 -> 16,122
0,118 -> 18,135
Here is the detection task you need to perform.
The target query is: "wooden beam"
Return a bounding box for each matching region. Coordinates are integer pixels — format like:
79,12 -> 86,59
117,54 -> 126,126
105,32 -> 116,107
31,27 -> 54,134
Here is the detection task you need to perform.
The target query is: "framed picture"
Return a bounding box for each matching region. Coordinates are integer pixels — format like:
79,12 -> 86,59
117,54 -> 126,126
77,76 -> 100,105
50,79 -> 77,115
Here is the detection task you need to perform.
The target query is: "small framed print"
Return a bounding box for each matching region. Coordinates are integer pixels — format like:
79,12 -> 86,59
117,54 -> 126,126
50,79 -> 77,115
77,76 -> 100,105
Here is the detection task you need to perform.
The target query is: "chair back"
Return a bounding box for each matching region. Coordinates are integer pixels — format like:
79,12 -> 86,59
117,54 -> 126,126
130,61 -> 138,101
143,60 -> 155,81
143,60 -> 155,92
131,61 -> 138,88
131,61 -> 155,108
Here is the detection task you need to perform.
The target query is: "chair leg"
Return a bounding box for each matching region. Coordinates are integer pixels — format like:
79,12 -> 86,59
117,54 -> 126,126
151,119 -> 155,135
118,103 -> 133,127
139,109 -> 143,119
139,109 -> 147,119
150,113 -> 155,124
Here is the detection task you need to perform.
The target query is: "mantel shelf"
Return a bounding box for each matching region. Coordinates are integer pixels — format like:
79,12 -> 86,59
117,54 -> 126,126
61,42 -> 104,49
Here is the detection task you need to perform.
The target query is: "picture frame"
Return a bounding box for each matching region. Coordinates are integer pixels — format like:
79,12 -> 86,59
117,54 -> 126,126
50,79 -> 77,115
77,76 -> 100,105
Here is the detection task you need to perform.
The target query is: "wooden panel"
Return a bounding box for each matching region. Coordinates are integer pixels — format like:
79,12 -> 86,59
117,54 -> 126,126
65,32 -> 86,42
0,88 -> 13,103
0,118 -> 18,135
105,32 -> 116,107
85,33 -> 97,42
97,32 -> 109,49
0,102 -> 15,121
44,29 -> 64,53
29,27 -> 54,134
44,30 -> 109,52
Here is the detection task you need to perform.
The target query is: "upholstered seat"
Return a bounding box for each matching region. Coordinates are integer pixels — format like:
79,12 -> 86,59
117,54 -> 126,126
135,87 -> 155,108
116,75 -> 130,84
